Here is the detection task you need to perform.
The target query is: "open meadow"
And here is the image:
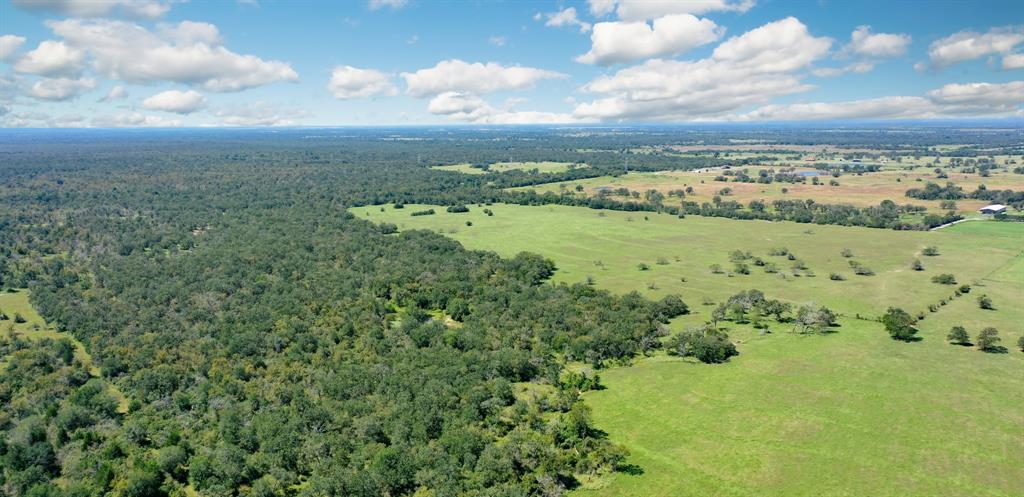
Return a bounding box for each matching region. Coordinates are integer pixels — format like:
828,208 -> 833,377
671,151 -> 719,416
352,203 -> 1024,497
512,165 -> 1024,214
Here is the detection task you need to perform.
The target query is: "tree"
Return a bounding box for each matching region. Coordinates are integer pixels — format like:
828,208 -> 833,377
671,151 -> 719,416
976,327 -> 1001,352
910,259 -> 924,271
922,246 -> 940,256
931,273 -> 957,285
666,325 -> 738,364
793,304 -> 836,334
947,325 -> 970,346
1018,335 -> 1024,353
882,307 -> 917,341
978,294 -> 994,310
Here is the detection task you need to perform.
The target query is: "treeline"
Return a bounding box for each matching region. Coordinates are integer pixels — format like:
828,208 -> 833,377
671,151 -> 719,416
504,189 -> 958,230
905,181 -> 1024,209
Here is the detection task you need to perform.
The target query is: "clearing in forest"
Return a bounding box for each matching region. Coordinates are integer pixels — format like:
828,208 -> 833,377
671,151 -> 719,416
352,203 -> 1024,497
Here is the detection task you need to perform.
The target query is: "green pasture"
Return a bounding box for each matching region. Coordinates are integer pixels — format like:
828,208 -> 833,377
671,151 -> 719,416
352,203 -> 1024,497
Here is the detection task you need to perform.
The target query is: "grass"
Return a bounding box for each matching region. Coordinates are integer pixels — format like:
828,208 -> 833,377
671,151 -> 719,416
432,161 -> 585,175
512,166 -> 1024,214
352,203 -> 1024,496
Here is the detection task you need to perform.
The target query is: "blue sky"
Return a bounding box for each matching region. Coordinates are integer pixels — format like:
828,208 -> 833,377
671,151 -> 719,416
0,0 -> 1022,127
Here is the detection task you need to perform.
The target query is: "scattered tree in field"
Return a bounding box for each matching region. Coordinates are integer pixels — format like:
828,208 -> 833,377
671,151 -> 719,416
931,273 -> 957,285
0,308 -> 7,320
922,246 -> 940,256
883,307 -> 918,341
910,259 -> 924,271
849,260 -> 875,276
841,248 -> 854,258
947,326 -> 971,346
978,294 -> 994,310
637,263 -> 650,271
958,284 -> 970,294
709,263 -> 724,274
829,272 -> 845,281
656,257 -> 669,265
1017,335 -> 1024,353
976,327 -> 1001,352
734,262 -> 751,275
446,205 -> 469,213
793,304 -> 837,334
13,312 -> 26,324
666,325 -> 738,364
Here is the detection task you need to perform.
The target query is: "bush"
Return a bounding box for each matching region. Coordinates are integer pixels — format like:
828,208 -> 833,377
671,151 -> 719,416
637,263 -> 650,271
13,312 -> 26,324
829,272 -> 845,281
931,274 -> 957,285
922,246 -> 940,256
958,284 -> 971,294
410,208 -> 436,217
910,259 -> 923,271
978,294 -> 994,310
446,205 -> 470,213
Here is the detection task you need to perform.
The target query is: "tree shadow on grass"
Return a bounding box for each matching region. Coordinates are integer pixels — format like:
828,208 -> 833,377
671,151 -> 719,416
980,345 -> 1009,354
617,464 -> 644,476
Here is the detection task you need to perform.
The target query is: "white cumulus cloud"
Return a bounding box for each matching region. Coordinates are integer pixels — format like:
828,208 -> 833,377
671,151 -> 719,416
368,0 -> 406,10
925,26 -> 1024,69
574,17 -> 832,121
142,89 -> 206,113
99,85 -> 128,101
14,40 -> 84,77
588,0 -> 754,21
26,76 -> 95,101
402,59 -> 566,98
12,0 -> 171,19
327,66 -> 397,99
0,35 -> 27,62
845,25 -> 911,58
577,14 -> 722,65
46,19 -> 298,92
541,7 -> 592,33
738,80 -> 1024,121
1003,53 -> 1024,69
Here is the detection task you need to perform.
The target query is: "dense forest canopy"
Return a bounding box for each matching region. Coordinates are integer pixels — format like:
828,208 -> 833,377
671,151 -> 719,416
1,125 -> 1021,497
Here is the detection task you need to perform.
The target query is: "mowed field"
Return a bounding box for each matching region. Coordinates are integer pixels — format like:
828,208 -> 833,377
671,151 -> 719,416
513,166 -> 1024,214
432,161 -> 585,174
351,203 -> 1024,497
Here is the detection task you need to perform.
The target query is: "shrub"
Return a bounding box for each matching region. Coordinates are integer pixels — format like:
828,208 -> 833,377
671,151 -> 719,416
410,208 -> 436,217
931,274 -> 957,285
829,272 -> 845,281
446,205 -> 470,213
910,259 -> 923,271
978,294 -> 994,310
637,263 -> 650,271
922,246 -> 940,256
958,284 -> 971,294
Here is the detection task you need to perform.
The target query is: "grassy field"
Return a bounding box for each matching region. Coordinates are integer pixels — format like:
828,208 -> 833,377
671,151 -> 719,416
512,166 -> 1024,214
432,161 -> 585,174
351,203 -> 1024,496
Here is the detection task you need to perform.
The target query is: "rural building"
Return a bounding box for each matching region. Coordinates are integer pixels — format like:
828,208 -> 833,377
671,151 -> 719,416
979,204 -> 1007,215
